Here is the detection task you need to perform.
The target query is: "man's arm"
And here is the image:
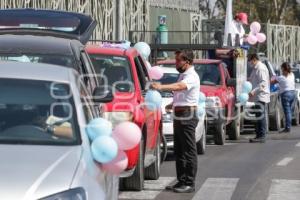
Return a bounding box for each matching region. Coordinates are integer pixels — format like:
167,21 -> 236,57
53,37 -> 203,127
250,68 -> 269,96
151,82 -> 187,92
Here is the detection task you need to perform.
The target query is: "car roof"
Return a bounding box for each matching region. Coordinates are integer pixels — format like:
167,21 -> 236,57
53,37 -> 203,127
0,61 -> 77,83
0,35 -> 82,55
86,45 -> 139,57
157,59 -> 222,65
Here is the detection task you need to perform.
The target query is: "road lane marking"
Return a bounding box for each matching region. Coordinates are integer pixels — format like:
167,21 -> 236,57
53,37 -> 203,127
296,142 -> 300,147
192,178 -> 239,200
267,179 -> 300,200
276,157 -> 294,166
119,177 -> 175,199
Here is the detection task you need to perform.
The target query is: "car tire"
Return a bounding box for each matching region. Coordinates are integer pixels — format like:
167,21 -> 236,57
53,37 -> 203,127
145,133 -> 161,180
197,126 -> 206,155
227,109 -> 241,140
269,104 -> 281,131
292,103 -> 299,126
214,122 -> 226,145
121,138 -> 145,191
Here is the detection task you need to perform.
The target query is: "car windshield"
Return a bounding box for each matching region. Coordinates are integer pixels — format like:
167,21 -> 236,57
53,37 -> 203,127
0,79 -> 80,145
0,53 -> 75,68
89,54 -> 134,92
194,63 -> 222,85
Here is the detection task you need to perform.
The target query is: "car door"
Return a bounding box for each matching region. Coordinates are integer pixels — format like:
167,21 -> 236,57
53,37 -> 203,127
134,56 -> 158,159
0,9 -> 96,44
223,64 -> 235,121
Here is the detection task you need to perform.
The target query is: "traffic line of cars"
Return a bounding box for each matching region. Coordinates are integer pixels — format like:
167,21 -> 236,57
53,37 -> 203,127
0,9 -> 162,199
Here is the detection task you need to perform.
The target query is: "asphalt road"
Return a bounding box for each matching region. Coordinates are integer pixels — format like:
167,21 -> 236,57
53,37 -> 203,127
119,127 -> 300,200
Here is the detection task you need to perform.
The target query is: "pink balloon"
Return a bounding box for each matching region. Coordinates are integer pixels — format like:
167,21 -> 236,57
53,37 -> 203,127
250,21 -> 261,34
149,66 -> 164,80
256,33 -> 266,43
112,122 -> 141,150
247,34 -> 258,45
101,151 -> 128,174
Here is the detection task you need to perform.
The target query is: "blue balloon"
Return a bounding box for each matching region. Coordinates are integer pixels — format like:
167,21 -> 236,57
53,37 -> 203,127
198,102 -> 206,109
198,106 -> 205,117
270,84 -> 279,92
134,42 -> 151,59
199,92 -> 206,103
91,136 -> 118,163
239,93 -> 249,104
242,81 -> 253,93
86,118 -> 112,141
145,90 -> 162,111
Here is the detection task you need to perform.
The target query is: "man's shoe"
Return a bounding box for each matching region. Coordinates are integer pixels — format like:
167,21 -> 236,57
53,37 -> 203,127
279,128 -> 291,133
173,185 -> 195,193
165,182 -> 183,191
249,138 -> 266,143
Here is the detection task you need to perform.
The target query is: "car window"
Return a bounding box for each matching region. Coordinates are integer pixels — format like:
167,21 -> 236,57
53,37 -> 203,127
80,83 -> 97,122
80,51 -> 98,94
138,56 -> 150,81
89,54 -> 134,93
0,79 -> 80,145
0,53 -> 75,68
194,63 -> 222,86
134,57 -> 147,90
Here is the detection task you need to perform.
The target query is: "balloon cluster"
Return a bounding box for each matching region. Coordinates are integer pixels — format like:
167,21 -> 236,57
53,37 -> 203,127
145,90 -> 163,111
246,22 -> 266,45
238,81 -> 253,105
86,118 -> 141,174
198,92 -> 206,117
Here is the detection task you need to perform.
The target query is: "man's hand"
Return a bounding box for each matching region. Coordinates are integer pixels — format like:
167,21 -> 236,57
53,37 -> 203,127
150,82 -> 162,91
249,91 -> 255,98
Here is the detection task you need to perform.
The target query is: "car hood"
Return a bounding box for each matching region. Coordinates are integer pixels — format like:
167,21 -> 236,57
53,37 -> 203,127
0,145 -> 82,200
200,85 -> 224,97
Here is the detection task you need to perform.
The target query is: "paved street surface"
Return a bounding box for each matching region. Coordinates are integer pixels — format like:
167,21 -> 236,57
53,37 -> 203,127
119,127 -> 300,200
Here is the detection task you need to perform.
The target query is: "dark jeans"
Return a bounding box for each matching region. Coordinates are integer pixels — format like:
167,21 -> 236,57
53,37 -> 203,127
253,102 -> 268,138
173,109 -> 199,186
281,91 -> 295,129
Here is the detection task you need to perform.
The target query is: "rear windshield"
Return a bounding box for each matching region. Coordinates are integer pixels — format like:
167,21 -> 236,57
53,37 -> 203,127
0,53 -> 75,68
0,79 -> 80,145
194,63 -> 222,85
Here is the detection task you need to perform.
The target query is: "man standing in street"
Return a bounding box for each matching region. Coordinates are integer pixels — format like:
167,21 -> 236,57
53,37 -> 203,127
151,49 -> 200,193
248,53 -> 270,143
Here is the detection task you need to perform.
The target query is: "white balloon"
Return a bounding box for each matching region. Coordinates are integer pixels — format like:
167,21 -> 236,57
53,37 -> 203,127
134,42 -> 151,59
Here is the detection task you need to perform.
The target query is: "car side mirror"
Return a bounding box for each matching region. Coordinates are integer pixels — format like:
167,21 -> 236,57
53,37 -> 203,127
226,78 -> 236,87
92,86 -> 114,103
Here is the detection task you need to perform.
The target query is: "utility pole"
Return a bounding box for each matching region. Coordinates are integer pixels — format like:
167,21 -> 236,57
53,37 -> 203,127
116,0 -> 124,40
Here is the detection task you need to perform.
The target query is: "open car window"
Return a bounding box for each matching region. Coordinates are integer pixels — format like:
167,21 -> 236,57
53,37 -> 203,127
0,78 -> 80,145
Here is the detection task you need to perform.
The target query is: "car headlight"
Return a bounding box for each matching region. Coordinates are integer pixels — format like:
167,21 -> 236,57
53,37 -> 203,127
205,96 -> 222,108
103,112 -> 133,128
39,188 -> 86,200
163,113 -> 173,122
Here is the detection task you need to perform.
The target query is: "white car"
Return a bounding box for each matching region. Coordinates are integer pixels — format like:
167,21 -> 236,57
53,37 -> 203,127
0,62 -> 118,200
159,66 -> 206,154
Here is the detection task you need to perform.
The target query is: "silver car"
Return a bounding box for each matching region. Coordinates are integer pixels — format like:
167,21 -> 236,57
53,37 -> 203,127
0,62 -> 118,200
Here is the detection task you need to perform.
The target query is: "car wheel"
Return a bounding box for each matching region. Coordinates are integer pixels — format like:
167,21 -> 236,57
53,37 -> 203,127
214,122 -> 226,145
269,104 -> 281,131
227,109 -> 241,140
145,132 -> 161,180
292,103 -> 299,126
121,138 -> 145,191
197,126 -> 206,155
